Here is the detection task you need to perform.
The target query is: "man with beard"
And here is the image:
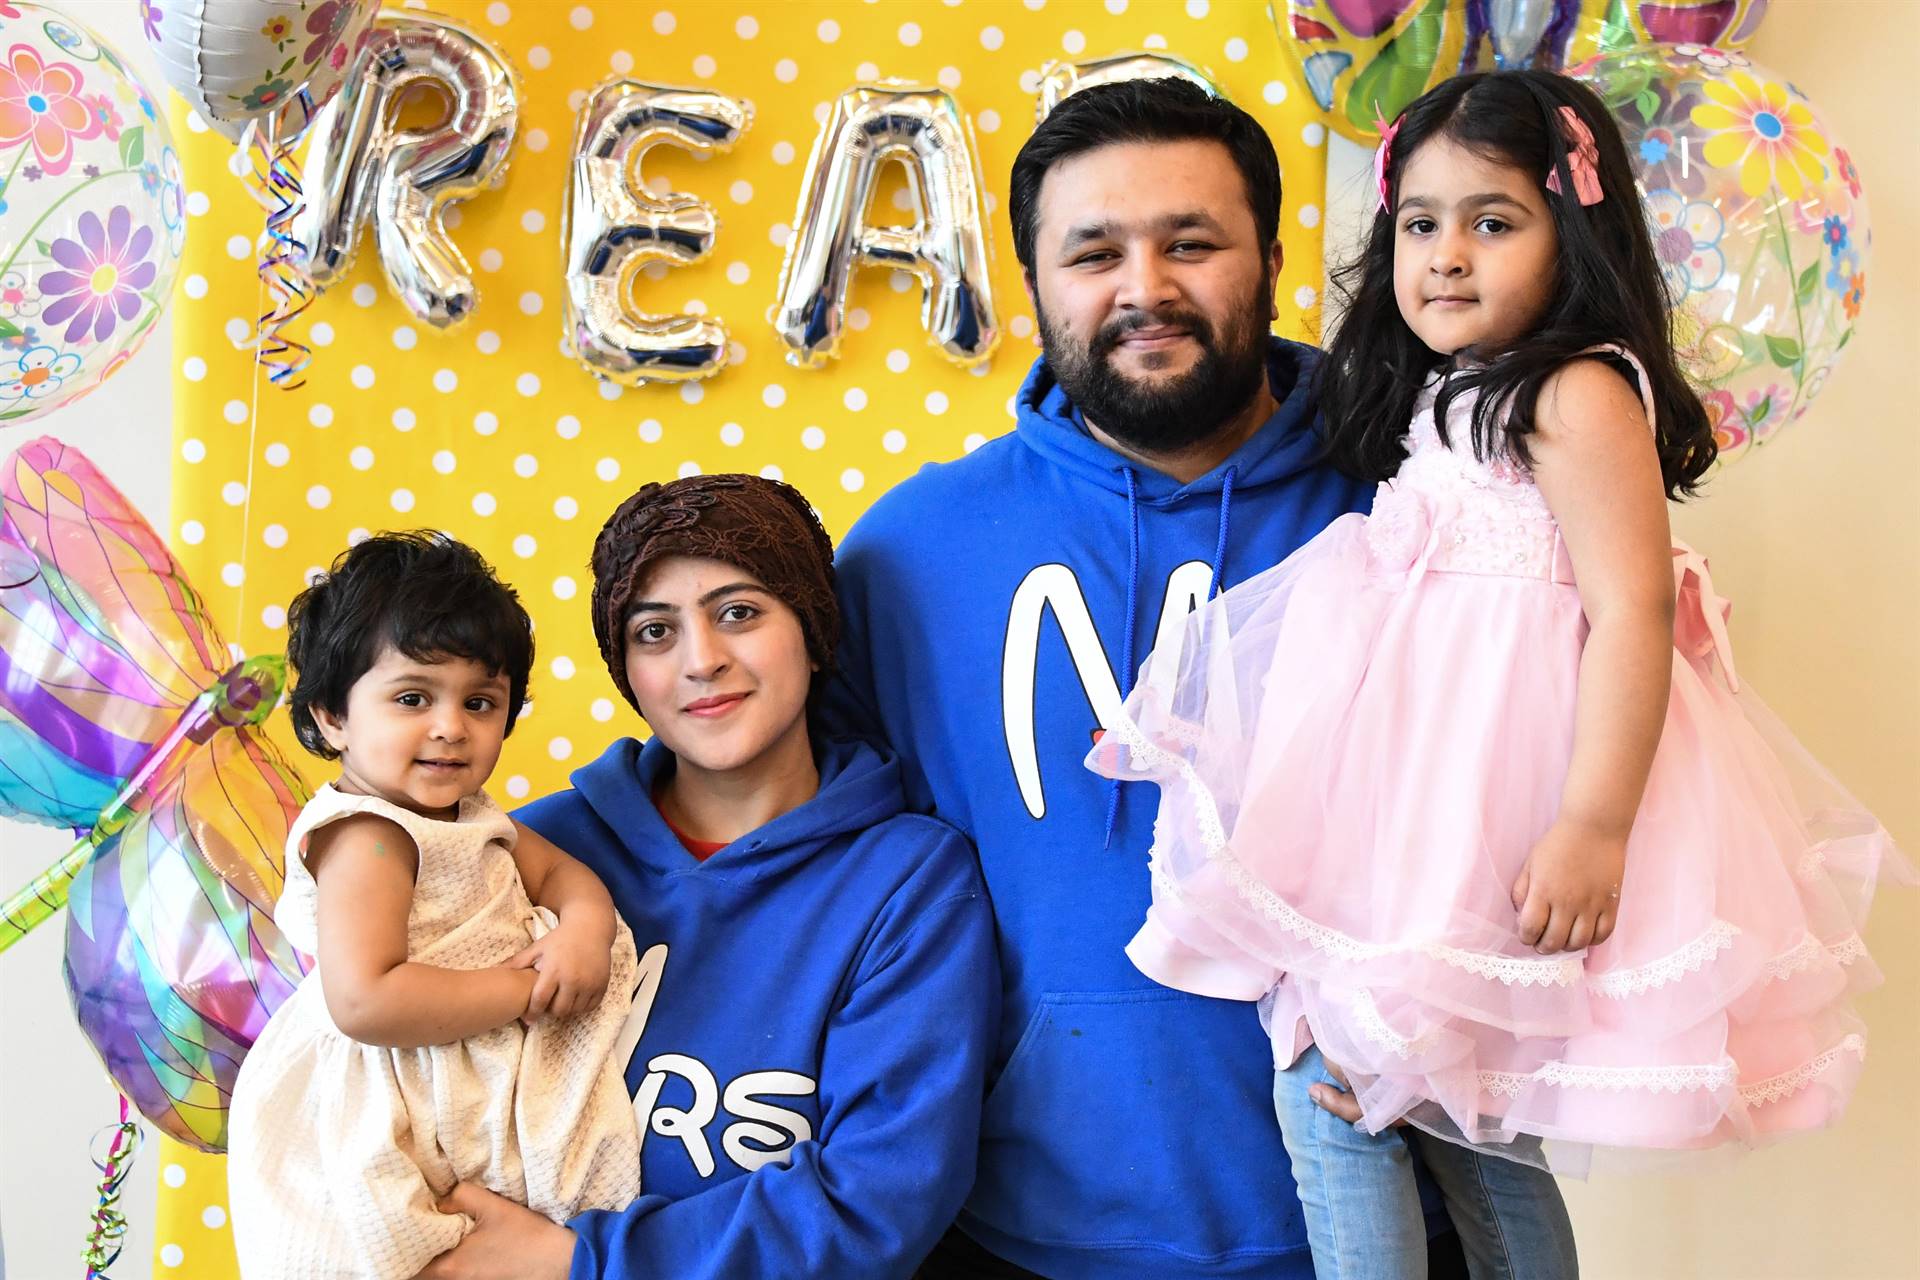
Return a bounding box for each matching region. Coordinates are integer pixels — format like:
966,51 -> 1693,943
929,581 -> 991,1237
830,80 -> 1461,1278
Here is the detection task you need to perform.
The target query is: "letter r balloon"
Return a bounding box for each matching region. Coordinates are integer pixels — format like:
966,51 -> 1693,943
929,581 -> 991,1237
773,85 -> 998,369
563,82 -> 753,385
295,14 -> 519,329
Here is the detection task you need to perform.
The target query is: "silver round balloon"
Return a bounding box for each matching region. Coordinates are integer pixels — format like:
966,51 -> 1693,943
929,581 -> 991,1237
142,0 -> 376,143
563,82 -> 752,385
772,84 -> 998,370
1034,52 -> 1221,123
293,13 -> 518,329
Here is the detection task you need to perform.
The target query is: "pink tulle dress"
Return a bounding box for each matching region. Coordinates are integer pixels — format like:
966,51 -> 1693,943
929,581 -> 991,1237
1086,351 -> 1907,1172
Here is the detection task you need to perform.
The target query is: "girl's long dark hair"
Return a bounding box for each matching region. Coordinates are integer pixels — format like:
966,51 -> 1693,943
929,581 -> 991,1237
1319,69 -> 1716,498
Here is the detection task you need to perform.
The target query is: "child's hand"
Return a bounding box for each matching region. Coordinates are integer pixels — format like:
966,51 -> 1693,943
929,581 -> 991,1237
504,918 -> 612,1021
1511,820 -> 1627,955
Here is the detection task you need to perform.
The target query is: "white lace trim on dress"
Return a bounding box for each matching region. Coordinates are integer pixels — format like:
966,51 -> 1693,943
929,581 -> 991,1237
1738,1035 -> 1866,1107
1479,1058 -> 1737,1098
1588,920 -> 1740,998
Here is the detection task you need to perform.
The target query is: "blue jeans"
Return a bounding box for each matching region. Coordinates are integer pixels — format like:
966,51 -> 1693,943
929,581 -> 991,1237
1273,1046 -> 1579,1280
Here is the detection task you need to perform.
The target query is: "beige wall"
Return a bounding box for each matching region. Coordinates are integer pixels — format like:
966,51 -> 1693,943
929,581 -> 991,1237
1566,3 -> 1920,1276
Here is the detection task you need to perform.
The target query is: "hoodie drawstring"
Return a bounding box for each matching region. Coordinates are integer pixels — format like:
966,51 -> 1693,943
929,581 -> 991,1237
1210,465 -> 1236,601
1103,466 -> 1142,849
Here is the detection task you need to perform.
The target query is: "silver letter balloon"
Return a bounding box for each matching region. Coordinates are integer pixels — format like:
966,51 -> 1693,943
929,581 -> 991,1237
1034,52 -> 1221,122
294,14 -> 519,329
772,85 -> 997,370
563,82 -> 753,385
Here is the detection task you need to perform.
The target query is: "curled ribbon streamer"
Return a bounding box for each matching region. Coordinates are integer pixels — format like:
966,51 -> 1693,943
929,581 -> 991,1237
1673,540 -> 1740,693
81,1095 -> 143,1278
242,93 -> 320,390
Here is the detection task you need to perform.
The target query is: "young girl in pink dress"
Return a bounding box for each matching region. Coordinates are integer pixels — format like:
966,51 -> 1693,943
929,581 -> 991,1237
1088,68 -> 1905,1278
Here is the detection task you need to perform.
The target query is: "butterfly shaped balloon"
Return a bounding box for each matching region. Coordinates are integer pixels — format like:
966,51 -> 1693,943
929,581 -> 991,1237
0,436 -> 310,1152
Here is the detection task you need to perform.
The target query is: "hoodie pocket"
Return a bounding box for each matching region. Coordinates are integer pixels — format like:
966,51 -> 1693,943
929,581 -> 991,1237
969,989 -> 1309,1261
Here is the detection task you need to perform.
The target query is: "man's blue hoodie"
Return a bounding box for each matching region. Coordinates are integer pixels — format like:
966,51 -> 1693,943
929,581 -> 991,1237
517,735 -> 999,1280
832,340 -> 1432,1279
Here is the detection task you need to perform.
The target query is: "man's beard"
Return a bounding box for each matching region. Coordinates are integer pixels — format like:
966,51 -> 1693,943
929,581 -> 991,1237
1036,274 -> 1271,456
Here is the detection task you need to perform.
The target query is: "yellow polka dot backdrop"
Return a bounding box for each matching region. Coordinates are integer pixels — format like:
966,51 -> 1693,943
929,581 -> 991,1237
157,1 -> 1325,1273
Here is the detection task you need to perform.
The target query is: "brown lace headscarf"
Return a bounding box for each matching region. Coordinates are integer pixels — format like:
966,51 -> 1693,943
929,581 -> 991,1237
590,473 -> 840,711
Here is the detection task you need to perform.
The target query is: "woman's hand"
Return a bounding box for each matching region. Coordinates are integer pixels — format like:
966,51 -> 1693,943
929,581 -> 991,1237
411,1183 -> 575,1280
1511,819 -> 1627,955
506,918 -> 613,1020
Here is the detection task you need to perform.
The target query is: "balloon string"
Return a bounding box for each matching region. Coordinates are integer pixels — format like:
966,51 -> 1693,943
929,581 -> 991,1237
243,91 -> 317,391
80,1095 -> 143,1278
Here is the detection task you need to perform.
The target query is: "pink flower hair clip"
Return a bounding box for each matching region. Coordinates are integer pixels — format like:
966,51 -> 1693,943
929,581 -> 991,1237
1545,105 -> 1604,206
1373,108 -> 1402,214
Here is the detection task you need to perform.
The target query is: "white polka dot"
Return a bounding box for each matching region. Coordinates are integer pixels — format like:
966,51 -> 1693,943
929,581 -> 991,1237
1010,314 -> 1035,339
179,519 -> 204,544
569,89 -> 587,112
434,368 -> 458,392
554,495 -> 579,521
693,53 -> 716,78
886,349 -> 910,373
1105,0 -> 1128,11
1303,122 -> 1327,147
1295,284 -> 1318,308
432,449 -> 456,474
652,9 -> 674,34
840,468 -> 866,492
308,320 -> 335,346
527,45 -> 551,70
265,442 -> 290,466
725,261 -> 751,285
1225,36 -> 1249,62
1023,0 -> 1046,8
392,407 -> 416,431
513,534 -> 537,557
519,291 -> 544,316
505,774 -> 530,798
182,356 -> 206,381
590,698 -> 615,721
544,414 -> 576,441
486,1 -> 510,22
1144,32 -> 1170,49
308,404 -> 333,427
224,317 -> 250,345
977,108 -> 1001,134
385,323 -> 418,352
759,382 -> 788,409
1263,80 -> 1289,105
160,1243 -> 184,1268
552,577 -> 580,604
759,463 -> 784,480
643,260 -> 670,281
925,390 -> 949,415
475,329 -> 501,355
844,387 -> 867,411
474,411 -> 499,436
774,58 -> 798,82
892,186 -> 916,213
817,18 -> 840,41
521,209 -> 546,234
550,656 -> 577,681
262,604 -> 286,629
1298,204 -> 1322,228
514,453 -> 538,477
684,298 -> 708,315
350,446 -> 375,470
938,66 -> 962,90
801,425 -> 826,450
735,14 -> 758,37
593,456 -> 620,482
570,4 -> 592,27
516,372 -> 541,396
719,422 -> 745,446
183,273 -> 208,298
262,521 -> 288,547
980,25 -> 1004,49
638,417 -> 663,443
225,234 -> 250,260
898,22 -> 921,45
352,283 -> 378,307
771,140 -> 795,165
548,736 -> 573,760
1019,69 -> 1042,94
729,179 -> 753,204
855,61 -> 880,82
964,431 -> 988,452
1062,29 -> 1086,54
472,492 -> 496,516
163,1164 -> 188,1189
221,562 -> 244,587
480,248 -> 504,272
221,480 -> 246,506
227,150 -> 249,177
307,485 -> 331,509
890,270 -> 913,293
186,190 -> 210,216
680,382 -> 704,404
768,222 -> 791,247
390,488 -> 414,513
847,307 -> 870,331
1186,0 -> 1209,14
351,364 -> 375,388
883,429 -> 908,453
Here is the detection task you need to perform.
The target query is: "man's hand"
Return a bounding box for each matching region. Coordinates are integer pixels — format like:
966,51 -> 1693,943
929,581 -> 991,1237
411,1183 -> 575,1280
506,918 -> 613,1021
1308,1056 -> 1405,1128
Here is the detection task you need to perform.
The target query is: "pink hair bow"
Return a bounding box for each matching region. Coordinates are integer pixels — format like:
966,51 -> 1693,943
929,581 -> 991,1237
1544,105 -> 1604,207
1373,109 -> 1401,213
1672,541 -> 1739,693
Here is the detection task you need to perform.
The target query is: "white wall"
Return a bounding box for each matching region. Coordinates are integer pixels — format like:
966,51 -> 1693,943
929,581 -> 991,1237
0,13 -> 169,1280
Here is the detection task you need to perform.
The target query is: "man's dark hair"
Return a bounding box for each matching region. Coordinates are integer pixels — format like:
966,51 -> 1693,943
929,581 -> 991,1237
285,531 -> 536,758
1008,78 -> 1282,274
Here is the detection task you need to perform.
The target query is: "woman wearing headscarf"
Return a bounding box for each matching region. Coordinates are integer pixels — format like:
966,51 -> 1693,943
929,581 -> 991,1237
414,474 -> 999,1280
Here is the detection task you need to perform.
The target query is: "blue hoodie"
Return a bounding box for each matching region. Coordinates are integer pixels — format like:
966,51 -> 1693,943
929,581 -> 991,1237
517,735 -> 999,1280
831,341 -> 1442,1279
